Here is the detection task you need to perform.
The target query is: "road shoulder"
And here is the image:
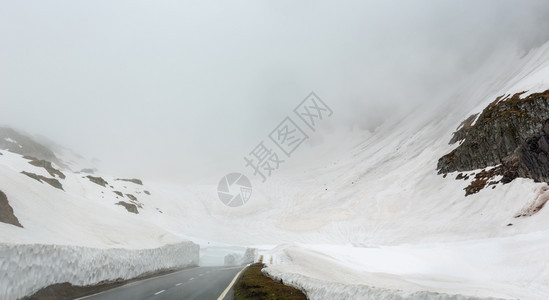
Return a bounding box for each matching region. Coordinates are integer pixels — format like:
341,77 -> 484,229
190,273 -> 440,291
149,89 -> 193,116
233,263 -> 307,300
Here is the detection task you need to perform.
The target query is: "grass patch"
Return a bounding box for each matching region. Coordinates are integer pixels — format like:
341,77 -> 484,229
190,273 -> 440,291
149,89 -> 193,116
234,263 -> 307,300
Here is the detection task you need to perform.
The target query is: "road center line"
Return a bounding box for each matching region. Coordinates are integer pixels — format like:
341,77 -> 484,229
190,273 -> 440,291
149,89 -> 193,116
217,267 -> 246,300
154,290 -> 165,295
175,283 -> 183,286
74,267 -> 200,300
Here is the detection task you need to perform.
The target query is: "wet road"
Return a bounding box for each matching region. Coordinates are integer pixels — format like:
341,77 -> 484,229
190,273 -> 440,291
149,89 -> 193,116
77,266 -> 245,300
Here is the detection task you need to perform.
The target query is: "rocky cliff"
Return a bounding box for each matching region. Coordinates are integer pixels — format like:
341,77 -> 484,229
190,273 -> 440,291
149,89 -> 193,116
438,90 -> 549,194
0,127 -> 62,168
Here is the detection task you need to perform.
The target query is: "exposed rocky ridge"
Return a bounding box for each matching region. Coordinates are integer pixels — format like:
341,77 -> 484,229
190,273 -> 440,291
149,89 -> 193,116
24,156 -> 66,179
116,178 -> 143,185
439,90 -> 549,172
438,90 -> 549,196
449,113 -> 479,144
80,168 -> 97,174
116,201 -> 139,214
21,171 -> 64,190
0,127 -> 64,168
86,175 -> 108,187
0,190 -> 23,228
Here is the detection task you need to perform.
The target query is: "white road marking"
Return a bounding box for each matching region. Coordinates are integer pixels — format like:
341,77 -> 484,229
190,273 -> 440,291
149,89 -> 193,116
189,277 -> 195,280
217,267 -> 246,300
154,290 -> 165,295
75,267 -> 199,299
175,283 -> 183,286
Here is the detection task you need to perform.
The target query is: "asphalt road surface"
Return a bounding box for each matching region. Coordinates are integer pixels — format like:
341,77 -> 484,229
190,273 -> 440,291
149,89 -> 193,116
77,266 -> 245,300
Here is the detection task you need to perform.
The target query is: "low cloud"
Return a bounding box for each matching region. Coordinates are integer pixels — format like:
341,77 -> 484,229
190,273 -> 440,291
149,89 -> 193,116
1,0 -> 549,182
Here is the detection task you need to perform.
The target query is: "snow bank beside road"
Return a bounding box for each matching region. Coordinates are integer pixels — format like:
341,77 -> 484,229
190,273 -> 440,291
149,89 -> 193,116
262,233 -> 549,300
0,242 -> 199,300
264,269 -> 482,300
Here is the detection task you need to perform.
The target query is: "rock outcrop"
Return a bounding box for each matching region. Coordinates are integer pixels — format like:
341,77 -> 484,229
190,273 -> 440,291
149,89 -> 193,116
438,90 -> 549,195
86,176 -> 108,187
0,190 -> 23,228
115,201 -> 139,214
438,90 -> 549,174
513,127 -> 549,182
24,156 -> 66,179
116,178 -> 143,185
0,127 -> 63,167
21,171 -> 64,191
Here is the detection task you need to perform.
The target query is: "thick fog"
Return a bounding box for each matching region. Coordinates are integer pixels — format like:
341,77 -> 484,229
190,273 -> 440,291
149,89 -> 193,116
2,0 -> 549,182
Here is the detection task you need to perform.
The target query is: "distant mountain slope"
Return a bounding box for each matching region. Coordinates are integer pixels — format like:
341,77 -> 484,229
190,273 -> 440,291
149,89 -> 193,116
0,127 -> 60,167
125,42 -> 549,278
0,129 -> 199,300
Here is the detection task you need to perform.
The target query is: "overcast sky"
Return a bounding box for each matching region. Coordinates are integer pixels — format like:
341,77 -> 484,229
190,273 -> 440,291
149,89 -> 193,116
2,0 -> 549,182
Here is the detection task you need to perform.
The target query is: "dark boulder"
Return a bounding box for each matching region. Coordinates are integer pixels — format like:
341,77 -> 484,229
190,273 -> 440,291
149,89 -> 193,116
0,190 -> 23,228
115,201 -> 139,214
87,176 -> 108,187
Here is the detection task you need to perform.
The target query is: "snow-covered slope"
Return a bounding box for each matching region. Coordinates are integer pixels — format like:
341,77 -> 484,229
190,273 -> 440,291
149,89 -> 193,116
0,149 -> 199,299
257,43 -> 549,299
3,39 -> 549,300
161,42 -> 549,241
131,42 -> 549,299
0,150 -> 180,247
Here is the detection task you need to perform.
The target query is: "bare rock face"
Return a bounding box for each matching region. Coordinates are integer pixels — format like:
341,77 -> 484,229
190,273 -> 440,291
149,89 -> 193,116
24,156 -> 66,179
449,113 -> 478,145
438,90 -> 549,198
116,178 -> 143,185
512,127 -> 549,182
115,201 -> 139,214
21,171 -> 64,191
438,90 -> 549,182
0,190 -> 23,228
86,175 -> 108,187
0,127 -> 62,167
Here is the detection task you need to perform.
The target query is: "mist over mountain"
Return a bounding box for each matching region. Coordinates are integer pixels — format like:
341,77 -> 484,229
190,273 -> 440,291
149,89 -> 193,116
4,2 -> 549,300
3,1 -> 549,182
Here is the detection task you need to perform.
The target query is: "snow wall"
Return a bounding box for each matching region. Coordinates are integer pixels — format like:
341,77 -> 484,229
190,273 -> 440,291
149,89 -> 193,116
0,241 -> 199,300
